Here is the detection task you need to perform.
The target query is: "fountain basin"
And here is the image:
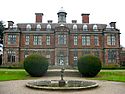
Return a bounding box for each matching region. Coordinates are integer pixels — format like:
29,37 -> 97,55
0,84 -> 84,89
26,80 -> 98,90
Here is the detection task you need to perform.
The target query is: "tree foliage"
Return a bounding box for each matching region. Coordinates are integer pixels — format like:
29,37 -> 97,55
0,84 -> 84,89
0,21 -> 5,39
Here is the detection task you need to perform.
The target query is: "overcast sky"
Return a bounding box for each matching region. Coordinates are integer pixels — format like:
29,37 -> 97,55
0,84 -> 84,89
0,0 -> 125,47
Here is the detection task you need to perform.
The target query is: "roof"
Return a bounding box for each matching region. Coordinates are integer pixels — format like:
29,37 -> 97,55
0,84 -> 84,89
17,23 -> 107,31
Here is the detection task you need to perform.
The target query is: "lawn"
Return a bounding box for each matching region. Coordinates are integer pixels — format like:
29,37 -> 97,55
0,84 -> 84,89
89,70 -> 125,82
0,69 -> 125,82
0,69 -> 29,81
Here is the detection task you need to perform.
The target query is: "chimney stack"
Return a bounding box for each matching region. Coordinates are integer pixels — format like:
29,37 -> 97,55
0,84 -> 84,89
110,22 -> 116,29
72,20 -> 77,23
81,13 -> 90,23
48,20 -> 53,23
35,13 -> 44,23
8,21 -> 14,28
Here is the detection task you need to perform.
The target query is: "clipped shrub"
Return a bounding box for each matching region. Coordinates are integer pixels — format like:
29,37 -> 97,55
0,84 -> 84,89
24,54 -> 49,77
77,55 -> 102,77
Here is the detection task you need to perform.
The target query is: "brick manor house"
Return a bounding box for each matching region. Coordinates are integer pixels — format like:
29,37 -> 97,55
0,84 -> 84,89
2,8 -> 121,66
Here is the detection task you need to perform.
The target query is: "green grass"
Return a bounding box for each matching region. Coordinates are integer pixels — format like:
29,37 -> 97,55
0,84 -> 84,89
0,69 -> 29,81
0,69 -> 125,82
89,70 -> 125,82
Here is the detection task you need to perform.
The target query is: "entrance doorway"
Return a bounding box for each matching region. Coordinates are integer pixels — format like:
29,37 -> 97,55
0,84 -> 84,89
56,49 -> 68,66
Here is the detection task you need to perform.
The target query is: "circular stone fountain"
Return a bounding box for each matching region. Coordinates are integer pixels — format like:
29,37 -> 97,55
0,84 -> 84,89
26,68 -> 98,90
26,80 -> 98,90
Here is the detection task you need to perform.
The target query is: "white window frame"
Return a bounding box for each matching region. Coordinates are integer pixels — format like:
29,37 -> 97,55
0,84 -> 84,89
46,35 -> 50,45
25,35 -> 30,45
26,24 -> 31,31
74,36 -> 78,45
94,36 -> 99,46
107,35 -> 116,46
33,35 -> 42,45
93,25 -> 98,31
8,35 -> 16,45
36,24 -> 41,31
58,35 -> 66,45
82,36 -> 90,46
112,36 -> 116,45
83,24 -> 88,31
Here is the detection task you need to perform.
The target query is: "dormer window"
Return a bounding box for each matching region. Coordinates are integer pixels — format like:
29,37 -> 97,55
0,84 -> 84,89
106,25 -> 111,29
47,24 -> 51,31
83,24 -> 88,31
93,24 -> 98,31
36,24 -> 41,31
26,24 -> 31,31
73,24 -> 77,30
12,24 -> 18,31
105,25 -> 113,31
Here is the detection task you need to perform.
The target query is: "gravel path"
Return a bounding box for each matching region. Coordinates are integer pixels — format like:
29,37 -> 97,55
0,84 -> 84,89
0,76 -> 125,94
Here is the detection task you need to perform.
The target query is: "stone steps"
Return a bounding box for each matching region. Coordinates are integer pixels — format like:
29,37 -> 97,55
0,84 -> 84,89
48,65 -> 75,69
45,69 -> 81,77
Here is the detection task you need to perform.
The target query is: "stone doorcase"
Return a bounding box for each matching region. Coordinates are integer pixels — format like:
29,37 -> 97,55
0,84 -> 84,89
55,48 -> 69,66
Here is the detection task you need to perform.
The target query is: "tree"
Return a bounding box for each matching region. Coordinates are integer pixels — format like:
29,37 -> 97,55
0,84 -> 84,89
0,21 -> 5,43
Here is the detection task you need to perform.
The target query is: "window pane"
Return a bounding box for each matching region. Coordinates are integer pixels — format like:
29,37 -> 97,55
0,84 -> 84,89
112,36 -> 115,45
74,50 -> 78,65
25,35 -> 30,45
7,54 -> 11,62
87,36 -> 90,45
38,36 -> 42,45
58,35 -> 66,45
82,36 -> 90,46
107,35 -> 116,46
94,36 -> 99,46
74,36 -> 77,45
64,35 -> 66,44
108,49 -> 116,63
7,51 -> 16,63
82,36 -> 86,45
8,35 -> 16,45
107,36 -> 111,45
33,36 -> 37,45
33,36 -> 42,45
46,36 -> 50,45
83,25 -> 88,31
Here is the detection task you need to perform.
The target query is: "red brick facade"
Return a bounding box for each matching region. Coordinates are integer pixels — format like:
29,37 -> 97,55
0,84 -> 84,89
2,9 -> 121,67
